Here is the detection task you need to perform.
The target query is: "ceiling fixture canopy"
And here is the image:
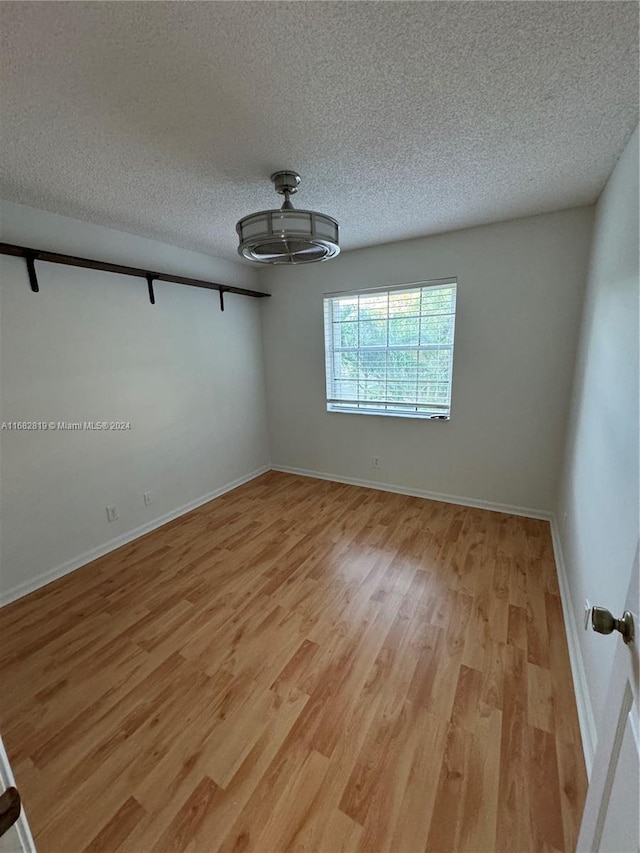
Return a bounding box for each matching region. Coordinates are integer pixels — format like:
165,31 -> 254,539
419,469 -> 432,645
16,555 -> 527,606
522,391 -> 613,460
236,171 -> 339,265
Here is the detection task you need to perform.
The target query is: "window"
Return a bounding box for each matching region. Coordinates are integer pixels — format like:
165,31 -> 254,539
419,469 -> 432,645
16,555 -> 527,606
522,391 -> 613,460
323,279 -> 457,419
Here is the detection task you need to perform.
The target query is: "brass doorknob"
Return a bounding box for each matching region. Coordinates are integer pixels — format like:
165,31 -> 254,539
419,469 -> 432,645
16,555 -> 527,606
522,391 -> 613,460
591,606 -> 635,645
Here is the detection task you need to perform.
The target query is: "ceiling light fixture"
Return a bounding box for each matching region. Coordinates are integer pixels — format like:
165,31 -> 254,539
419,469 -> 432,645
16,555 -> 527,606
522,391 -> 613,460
236,171 -> 340,265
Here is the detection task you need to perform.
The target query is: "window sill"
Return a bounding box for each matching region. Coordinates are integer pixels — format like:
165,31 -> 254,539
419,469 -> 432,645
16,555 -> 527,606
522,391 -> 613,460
326,405 -> 450,421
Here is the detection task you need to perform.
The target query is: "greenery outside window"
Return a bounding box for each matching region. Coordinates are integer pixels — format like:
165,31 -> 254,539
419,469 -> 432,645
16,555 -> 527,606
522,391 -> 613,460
323,279 -> 457,419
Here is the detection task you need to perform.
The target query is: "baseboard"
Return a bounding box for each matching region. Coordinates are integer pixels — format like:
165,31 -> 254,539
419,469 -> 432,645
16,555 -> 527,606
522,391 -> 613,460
550,516 -> 597,774
0,465 -> 270,608
271,464 -> 551,520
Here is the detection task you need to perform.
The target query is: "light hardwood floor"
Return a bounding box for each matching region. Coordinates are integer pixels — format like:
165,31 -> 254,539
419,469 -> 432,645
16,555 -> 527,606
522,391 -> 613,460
0,472 -> 587,852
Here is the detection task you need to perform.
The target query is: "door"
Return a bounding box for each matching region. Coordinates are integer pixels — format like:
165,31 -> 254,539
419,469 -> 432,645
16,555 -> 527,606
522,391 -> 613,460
0,738 -> 36,853
578,545 -> 639,852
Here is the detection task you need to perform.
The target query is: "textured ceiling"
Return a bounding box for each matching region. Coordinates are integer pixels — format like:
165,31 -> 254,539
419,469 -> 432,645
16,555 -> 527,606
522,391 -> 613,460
1,1 -> 638,264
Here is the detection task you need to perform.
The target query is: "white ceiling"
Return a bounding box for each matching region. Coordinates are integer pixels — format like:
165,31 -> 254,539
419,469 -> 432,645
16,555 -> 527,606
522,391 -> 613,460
1,1 -> 638,264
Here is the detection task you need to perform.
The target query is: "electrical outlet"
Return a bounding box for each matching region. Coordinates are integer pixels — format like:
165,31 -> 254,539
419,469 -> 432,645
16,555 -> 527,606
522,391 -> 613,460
372,457 -> 381,469
106,505 -> 118,523
143,491 -> 152,507
584,598 -> 591,630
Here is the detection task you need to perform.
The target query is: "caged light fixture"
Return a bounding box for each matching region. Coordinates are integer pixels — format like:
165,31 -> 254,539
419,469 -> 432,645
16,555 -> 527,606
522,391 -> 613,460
236,171 -> 340,265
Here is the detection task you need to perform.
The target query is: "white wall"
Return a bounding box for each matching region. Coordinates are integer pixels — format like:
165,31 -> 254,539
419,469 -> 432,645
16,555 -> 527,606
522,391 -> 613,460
0,201 -> 270,604
555,127 -> 639,758
261,207 -> 594,514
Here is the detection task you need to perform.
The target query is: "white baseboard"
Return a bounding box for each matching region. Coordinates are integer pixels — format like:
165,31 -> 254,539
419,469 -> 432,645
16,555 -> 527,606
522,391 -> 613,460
271,464 -> 551,520
0,465 -> 270,608
550,516 -> 597,774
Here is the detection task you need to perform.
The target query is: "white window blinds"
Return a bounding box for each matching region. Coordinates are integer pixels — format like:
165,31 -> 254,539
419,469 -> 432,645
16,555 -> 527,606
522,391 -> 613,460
323,279 -> 457,419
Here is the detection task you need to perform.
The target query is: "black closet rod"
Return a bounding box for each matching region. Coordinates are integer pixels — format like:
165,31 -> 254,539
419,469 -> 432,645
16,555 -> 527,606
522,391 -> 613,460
0,242 -> 269,309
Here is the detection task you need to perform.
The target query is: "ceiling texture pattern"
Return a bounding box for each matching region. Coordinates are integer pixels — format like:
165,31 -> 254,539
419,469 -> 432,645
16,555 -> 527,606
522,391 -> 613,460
1,1 -> 638,263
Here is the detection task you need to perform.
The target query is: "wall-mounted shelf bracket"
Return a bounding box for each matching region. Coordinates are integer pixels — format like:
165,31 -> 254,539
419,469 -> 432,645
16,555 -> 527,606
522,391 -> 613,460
146,274 -> 156,305
25,250 -> 39,292
0,243 -> 269,309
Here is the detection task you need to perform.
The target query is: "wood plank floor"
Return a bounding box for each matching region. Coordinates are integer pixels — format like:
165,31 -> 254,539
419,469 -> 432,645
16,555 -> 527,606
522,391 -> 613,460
0,472 -> 587,852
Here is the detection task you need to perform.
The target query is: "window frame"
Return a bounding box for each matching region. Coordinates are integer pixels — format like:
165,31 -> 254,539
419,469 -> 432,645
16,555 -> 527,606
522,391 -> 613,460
323,278 -> 457,420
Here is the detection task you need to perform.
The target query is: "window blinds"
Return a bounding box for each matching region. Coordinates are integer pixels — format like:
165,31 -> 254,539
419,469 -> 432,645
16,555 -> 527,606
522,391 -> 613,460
323,279 -> 457,418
